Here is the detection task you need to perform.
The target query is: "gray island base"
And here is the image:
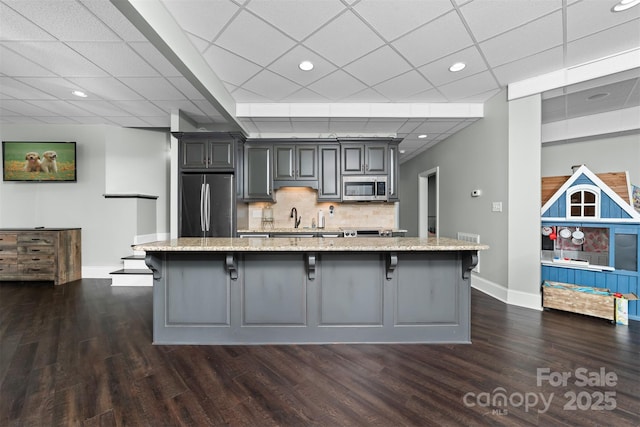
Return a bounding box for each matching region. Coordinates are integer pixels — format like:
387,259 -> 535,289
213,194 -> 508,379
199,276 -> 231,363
135,237 -> 489,345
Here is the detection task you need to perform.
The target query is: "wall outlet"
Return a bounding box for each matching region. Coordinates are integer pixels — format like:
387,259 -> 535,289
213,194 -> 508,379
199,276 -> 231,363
492,202 -> 503,212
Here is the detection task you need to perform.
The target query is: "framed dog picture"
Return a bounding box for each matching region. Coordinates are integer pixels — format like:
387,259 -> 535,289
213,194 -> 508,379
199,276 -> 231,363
2,141 -> 77,182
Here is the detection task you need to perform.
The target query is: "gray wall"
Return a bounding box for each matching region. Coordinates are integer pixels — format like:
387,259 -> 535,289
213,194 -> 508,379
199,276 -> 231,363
0,124 -> 170,275
399,90 -> 509,288
542,133 -> 640,183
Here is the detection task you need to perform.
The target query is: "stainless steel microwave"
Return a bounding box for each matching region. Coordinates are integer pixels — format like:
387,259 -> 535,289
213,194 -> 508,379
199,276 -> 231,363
342,176 -> 387,201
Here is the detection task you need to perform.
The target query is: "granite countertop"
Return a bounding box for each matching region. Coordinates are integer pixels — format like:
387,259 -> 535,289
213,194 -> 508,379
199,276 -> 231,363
237,228 -> 408,233
134,237 -> 489,252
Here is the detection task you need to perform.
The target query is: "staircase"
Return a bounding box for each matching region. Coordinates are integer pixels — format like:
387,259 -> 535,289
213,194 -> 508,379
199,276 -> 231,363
110,250 -> 153,287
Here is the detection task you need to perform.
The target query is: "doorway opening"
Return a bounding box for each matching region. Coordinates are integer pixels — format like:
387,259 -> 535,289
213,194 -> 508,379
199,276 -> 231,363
419,167 -> 439,238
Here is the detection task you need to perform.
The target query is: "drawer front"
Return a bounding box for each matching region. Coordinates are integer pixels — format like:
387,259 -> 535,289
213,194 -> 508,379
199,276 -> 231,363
0,247 -> 18,257
20,264 -> 55,277
18,245 -> 55,255
0,233 -> 18,246
0,253 -> 18,263
0,264 -> 19,275
18,233 -> 55,246
19,254 -> 55,266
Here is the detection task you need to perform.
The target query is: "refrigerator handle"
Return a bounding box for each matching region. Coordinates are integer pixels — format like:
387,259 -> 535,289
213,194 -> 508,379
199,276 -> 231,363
200,183 -> 206,232
205,183 -> 211,232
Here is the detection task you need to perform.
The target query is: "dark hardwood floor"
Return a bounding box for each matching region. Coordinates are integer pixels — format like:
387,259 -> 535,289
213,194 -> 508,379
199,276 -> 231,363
0,279 -> 638,427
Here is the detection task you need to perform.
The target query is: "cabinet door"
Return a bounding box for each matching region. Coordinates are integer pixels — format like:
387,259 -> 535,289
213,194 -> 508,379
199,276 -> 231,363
296,146 -> 317,180
342,145 -> 365,174
207,141 -> 234,170
181,140 -> 208,169
274,146 -> 295,180
244,146 -> 273,201
365,144 -> 387,174
318,145 -> 341,200
388,143 -> 399,201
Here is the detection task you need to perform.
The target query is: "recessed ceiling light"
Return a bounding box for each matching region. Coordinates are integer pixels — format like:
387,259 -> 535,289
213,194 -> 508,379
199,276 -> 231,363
71,90 -> 87,98
612,0 -> 640,12
449,62 -> 466,72
418,134 -> 428,139
399,149 -> 406,154
299,60 -> 314,71
587,92 -> 610,101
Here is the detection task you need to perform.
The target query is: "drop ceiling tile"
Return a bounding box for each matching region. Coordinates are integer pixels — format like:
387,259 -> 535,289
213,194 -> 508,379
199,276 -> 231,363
0,43 -> 88,77
66,100 -> 130,116
140,116 -> 170,127
343,46 -> 413,86
354,0 -> 453,41
392,11 -> 474,67
36,116 -> 81,124
129,42 -> 182,77
304,11 -> 385,67
418,46 -> 487,87
81,0 -> 148,42
229,87 -> 271,103
0,77 -> 55,99
110,100 -> 166,117
242,70 -> 302,101
457,88 -> 501,103
396,119 -> 423,134
0,2 -> 55,41
566,0 -> 640,42
191,99 -> 226,120
401,88 -> 448,103
66,77 -> 142,101
341,88 -> 392,102
215,10 -> 296,66
247,0 -> 345,40
280,88 -> 330,103
162,0 -> 240,42
118,77 -> 185,100
151,99 -> 204,116
0,99 -> 61,116
238,118 -> 259,133
108,116 -> 155,127
307,70 -> 368,101
68,116 -> 111,124
328,119 -> 369,134
5,0 -> 120,41
479,11 -> 563,67
492,47 -> 564,87
365,119 -> 408,133
203,44 -> 263,86
565,20 -> 640,68
459,0 -> 561,42
187,33 -> 211,54
15,78 -> 89,100
268,45 -> 337,86
67,42 -> 159,77
438,71 -> 498,101
373,71 -> 432,100
167,77 -> 206,100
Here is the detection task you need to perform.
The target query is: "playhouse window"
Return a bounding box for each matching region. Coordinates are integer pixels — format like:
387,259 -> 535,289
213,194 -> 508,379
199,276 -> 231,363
567,186 -> 599,218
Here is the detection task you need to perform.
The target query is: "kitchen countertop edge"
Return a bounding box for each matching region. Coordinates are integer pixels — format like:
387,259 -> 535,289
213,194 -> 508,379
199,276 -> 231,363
134,237 -> 489,252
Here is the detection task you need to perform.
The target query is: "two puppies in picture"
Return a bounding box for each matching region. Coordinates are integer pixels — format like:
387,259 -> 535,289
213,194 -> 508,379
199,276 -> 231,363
23,151 -> 58,173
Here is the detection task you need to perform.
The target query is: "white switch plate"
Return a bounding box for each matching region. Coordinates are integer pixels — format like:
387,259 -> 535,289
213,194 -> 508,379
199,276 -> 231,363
492,202 -> 503,212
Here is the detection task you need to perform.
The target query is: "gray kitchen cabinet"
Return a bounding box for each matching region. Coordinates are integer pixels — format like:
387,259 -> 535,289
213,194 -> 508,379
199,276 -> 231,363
341,143 -> 388,175
318,144 -> 341,200
244,145 -> 274,201
388,141 -> 399,201
179,135 -> 235,171
273,145 -> 317,182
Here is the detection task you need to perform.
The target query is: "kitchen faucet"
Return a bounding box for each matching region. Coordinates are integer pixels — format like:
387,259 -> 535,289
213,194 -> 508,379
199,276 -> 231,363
290,207 -> 301,228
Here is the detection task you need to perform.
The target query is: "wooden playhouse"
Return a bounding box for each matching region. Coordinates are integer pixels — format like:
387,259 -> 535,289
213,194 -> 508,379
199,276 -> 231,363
540,165 -> 640,323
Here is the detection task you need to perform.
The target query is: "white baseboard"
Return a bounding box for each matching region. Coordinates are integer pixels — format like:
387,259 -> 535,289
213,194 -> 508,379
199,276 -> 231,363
471,274 -> 542,311
134,232 -> 168,244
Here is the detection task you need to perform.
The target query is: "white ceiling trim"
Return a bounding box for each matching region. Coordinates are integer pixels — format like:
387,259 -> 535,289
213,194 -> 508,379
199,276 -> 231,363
508,47 -> 640,100
541,105 -> 640,143
236,103 -> 484,119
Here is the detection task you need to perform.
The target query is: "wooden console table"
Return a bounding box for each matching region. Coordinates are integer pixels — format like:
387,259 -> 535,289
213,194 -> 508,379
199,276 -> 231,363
0,228 -> 81,285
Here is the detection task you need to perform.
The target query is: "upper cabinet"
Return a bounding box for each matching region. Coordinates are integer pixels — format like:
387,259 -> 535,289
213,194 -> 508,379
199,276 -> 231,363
318,145 -> 341,201
178,133 -> 237,171
388,141 -> 399,202
340,142 -> 388,175
244,145 -> 274,202
273,145 -> 318,182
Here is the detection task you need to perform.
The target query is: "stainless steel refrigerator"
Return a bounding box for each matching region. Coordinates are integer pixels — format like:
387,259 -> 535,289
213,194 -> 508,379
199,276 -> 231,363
180,173 -> 235,237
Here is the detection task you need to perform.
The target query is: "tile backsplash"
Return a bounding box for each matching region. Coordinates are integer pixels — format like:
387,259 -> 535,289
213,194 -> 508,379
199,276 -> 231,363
246,187 -> 396,230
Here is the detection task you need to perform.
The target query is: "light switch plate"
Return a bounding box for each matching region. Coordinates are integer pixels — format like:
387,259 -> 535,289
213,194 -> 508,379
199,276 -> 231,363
492,202 -> 503,212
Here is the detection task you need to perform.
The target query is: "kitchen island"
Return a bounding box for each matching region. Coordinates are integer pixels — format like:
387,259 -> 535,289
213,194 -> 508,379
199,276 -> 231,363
134,237 -> 488,345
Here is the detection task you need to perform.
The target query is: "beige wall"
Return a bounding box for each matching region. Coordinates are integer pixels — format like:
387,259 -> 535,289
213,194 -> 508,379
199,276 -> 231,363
245,187 -> 396,230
